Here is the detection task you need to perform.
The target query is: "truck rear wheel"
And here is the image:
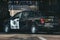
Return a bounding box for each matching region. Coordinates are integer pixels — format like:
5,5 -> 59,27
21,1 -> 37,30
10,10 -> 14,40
31,25 -> 36,33
4,25 -> 10,33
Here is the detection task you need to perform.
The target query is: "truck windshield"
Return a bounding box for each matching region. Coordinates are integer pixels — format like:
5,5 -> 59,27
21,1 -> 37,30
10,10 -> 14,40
22,11 -> 41,18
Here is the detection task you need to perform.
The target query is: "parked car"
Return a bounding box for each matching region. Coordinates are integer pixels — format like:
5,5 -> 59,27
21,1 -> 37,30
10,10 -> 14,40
3,11 -> 60,33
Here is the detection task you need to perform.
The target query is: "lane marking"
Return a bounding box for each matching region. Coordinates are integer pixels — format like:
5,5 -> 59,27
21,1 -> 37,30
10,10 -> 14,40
38,36 -> 47,40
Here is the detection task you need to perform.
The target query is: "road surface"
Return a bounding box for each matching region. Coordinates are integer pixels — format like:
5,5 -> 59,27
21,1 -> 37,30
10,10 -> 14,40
0,34 -> 60,40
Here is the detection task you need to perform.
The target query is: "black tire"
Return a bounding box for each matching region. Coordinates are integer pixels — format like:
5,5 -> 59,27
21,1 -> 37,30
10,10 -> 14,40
31,25 -> 36,33
4,25 -> 10,33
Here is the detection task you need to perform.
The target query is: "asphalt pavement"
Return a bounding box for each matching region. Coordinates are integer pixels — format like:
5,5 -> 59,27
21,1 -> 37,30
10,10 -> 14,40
0,33 -> 60,40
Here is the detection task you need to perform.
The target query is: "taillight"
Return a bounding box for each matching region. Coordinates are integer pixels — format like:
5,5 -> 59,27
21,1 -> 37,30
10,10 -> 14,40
40,18 -> 45,24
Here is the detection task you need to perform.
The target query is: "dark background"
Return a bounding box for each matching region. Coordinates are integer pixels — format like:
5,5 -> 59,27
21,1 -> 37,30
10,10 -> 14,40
8,0 -> 60,16
0,0 -> 60,17
0,0 -> 60,31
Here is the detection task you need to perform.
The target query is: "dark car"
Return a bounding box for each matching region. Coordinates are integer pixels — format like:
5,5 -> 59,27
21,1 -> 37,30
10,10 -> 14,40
3,11 -> 60,33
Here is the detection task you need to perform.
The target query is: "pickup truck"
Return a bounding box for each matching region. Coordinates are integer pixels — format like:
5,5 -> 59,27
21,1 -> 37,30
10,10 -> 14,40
4,11 -> 60,33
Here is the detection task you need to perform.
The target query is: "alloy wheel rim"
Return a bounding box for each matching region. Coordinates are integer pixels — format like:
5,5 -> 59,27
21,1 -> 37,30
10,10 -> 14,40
5,26 -> 8,32
31,27 -> 36,33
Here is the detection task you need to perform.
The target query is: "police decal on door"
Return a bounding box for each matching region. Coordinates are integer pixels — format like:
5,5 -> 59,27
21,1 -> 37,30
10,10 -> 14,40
10,18 -> 19,29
